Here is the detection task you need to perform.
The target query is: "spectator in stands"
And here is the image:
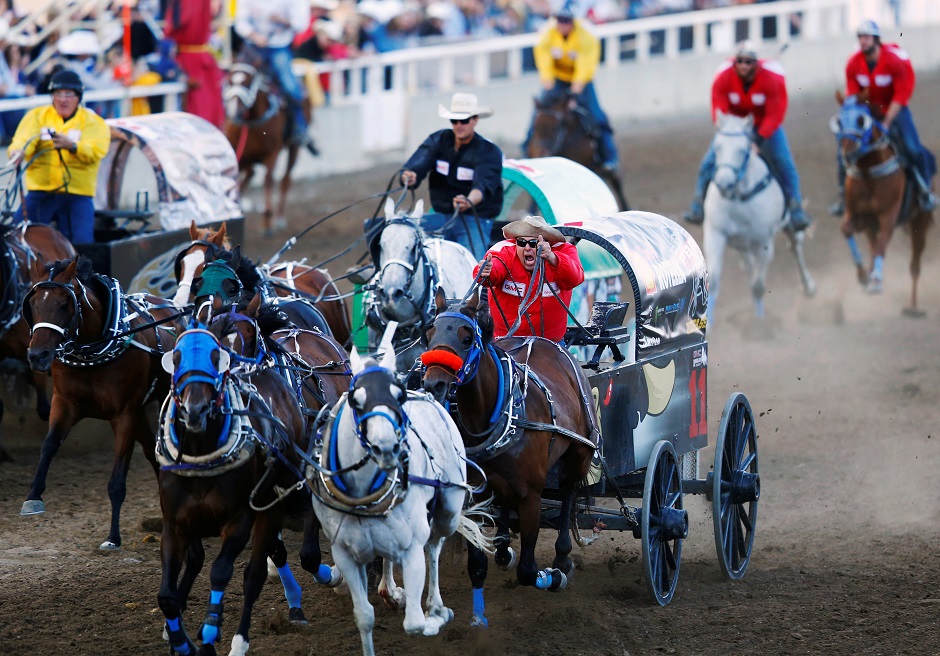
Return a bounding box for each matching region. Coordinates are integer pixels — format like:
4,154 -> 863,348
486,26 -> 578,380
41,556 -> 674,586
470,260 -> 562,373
293,0 -> 340,58
0,19 -> 33,145
8,70 -> 111,244
682,40 -> 811,232
165,0 -> 225,128
54,30 -> 121,119
235,0 -> 317,153
523,4 -> 619,171
400,92 -> 504,259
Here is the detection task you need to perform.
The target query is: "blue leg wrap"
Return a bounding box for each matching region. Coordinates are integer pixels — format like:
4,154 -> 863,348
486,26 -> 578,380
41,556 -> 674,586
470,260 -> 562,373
534,570 -> 552,590
872,255 -> 884,279
846,235 -> 864,266
471,587 -> 488,627
165,616 -> 191,655
200,589 -> 224,645
312,563 -> 333,585
277,564 -> 303,608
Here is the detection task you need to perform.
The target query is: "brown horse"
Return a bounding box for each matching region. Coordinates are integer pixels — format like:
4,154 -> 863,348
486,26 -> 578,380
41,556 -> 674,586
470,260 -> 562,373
0,223 -> 75,461
421,289 -> 597,623
223,52 -> 316,236
173,220 -> 352,347
156,317 -> 317,655
832,93 -> 933,313
20,256 -> 186,549
528,90 -> 630,211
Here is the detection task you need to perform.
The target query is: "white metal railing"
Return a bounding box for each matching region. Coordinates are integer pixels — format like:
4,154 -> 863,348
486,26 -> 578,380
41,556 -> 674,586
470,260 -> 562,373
0,82 -> 186,117
312,0 -> 935,106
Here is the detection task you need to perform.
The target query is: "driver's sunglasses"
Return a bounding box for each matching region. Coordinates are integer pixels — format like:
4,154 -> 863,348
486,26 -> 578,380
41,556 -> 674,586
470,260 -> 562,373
515,238 -> 539,248
450,116 -> 476,125
735,57 -> 757,65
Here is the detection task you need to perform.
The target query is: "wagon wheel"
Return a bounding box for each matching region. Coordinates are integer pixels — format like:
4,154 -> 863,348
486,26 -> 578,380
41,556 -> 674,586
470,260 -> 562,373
641,440 -> 688,606
711,392 -> 760,580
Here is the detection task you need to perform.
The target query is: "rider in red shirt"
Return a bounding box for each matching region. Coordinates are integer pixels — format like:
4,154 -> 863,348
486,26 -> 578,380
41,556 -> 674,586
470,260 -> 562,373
683,40 -> 811,233
829,20 -> 937,214
475,215 -> 584,342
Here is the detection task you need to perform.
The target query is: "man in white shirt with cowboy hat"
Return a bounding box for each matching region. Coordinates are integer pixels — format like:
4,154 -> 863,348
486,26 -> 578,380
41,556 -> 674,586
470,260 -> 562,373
400,92 -> 504,259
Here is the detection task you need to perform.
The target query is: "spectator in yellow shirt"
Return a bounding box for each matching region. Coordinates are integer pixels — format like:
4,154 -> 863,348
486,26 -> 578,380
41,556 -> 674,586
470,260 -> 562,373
522,4 -> 618,171
8,70 -> 110,243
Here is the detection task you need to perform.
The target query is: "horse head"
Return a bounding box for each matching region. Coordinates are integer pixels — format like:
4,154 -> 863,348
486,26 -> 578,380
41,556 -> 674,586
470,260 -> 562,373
172,221 -> 231,307
371,198 -> 428,324
346,322 -> 408,470
191,258 -> 246,325
223,58 -> 269,123
162,327 -> 231,436
23,256 -> 94,372
529,88 -> 575,158
712,112 -> 756,198
830,94 -> 886,166
420,287 -> 492,404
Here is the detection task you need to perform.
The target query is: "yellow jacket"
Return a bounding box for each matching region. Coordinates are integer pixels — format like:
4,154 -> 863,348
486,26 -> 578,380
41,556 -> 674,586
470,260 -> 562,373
533,19 -> 600,86
8,105 -> 111,197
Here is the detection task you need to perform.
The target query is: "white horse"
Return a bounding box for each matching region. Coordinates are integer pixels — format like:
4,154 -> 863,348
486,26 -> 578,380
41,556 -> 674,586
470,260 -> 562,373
703,112 -> 816,326
365,198 -> 477,378
309,324 -> 487,656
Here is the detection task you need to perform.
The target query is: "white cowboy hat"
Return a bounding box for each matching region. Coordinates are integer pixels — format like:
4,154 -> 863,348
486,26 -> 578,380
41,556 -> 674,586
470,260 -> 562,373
502,215 -> 565,244
315,20 -> 344,42
57,30 -> 103,56
357,0 -> 405,24
310,0 -> 340,9
437,92 -> 493,120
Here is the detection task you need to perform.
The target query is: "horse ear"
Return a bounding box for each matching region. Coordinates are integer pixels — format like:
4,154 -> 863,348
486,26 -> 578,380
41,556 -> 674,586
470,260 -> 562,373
350,345 -> 364,375
246,291 -> 261,317
466,287 -> 480,311
835,88 -> 845,105
58,258 -> 78,281
230,245 -> 242,265
379,320 -> 398,370
384,197 -> 395,221
189,220 -> 199,240
214,222 -> 227,246
161,350 -> 175,374
434,286 -> 447,313
411,199 -> 424,218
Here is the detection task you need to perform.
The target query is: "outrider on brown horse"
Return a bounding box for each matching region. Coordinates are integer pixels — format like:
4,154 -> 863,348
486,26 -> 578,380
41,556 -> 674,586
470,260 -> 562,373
20,255 -> 187,549
223,50 -> 317,236
832,91 -> 933,314
0,223 -> 75,462
421,288 -> 598,624
173,220 -> 352,347
528,89 -> 630,211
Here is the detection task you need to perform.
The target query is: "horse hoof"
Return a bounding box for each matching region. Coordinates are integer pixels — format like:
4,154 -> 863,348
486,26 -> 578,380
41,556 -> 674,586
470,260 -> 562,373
470,614 -> 489,628
866,279 -> 884,295
99,540 -> 120,551
288,607 -> 308,625
20,499 -> 45,515
902,307 -> 926,319
495,546 -> 517,571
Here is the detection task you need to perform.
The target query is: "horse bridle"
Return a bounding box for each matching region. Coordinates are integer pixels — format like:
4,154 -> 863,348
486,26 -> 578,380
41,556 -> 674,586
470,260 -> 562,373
223,63 -> 281,127
23,280 -> 88,346
373,219 -> 432,329
347,365 -> 410,463
830,109 -> 892,168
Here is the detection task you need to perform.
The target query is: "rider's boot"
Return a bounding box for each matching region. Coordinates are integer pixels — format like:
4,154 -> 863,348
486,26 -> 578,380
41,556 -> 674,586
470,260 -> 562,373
912,169 -> 939,211
787,198 -> 812,233
682,197 -> 705,225
599,130 -> 619,172
289,104 -> 319,156
828,186 -> 845,216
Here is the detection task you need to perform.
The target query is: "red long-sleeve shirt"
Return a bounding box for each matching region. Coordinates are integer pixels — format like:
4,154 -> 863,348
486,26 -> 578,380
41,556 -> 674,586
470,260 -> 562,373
711,59 -> 788,139
474,240 -> 585,342
845,43 -> 915,118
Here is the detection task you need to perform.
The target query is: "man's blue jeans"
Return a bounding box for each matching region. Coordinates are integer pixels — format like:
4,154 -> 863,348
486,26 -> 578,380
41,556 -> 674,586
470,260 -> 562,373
890,106 -> 937,184
21,192 -> 95,244
420,213 -> 493,260
263,46 -> 308,133
693,127 -> 803,206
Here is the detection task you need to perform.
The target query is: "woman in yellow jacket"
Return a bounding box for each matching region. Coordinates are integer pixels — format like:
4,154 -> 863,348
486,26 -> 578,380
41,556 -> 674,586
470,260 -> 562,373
8,70 -> 111,244
522,5 -> 618,171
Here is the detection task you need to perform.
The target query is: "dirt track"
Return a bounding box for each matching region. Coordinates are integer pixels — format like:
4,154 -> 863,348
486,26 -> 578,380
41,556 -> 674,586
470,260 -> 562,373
1,70 -> 940,656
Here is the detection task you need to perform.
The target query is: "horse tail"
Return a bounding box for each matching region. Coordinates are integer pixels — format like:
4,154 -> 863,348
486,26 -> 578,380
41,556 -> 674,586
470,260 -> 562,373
456,498 -> 496,554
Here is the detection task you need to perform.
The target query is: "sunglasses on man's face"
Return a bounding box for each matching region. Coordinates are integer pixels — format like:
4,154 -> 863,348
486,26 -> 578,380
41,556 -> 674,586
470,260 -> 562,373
735,57 -> 757,65
450,116 -> 476,125
515,238 -> 540,248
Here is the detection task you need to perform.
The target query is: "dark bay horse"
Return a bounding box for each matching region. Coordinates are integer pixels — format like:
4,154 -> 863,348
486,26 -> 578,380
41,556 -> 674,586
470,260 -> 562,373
173,220 -> 352,347
224,51 -> 315,236
831,93 -> 933,313
528,90 -> 630,210
0,222 -> 75,461
421,289 -> 597,624
21,256 -> 185,549
156,319 -> 321,655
